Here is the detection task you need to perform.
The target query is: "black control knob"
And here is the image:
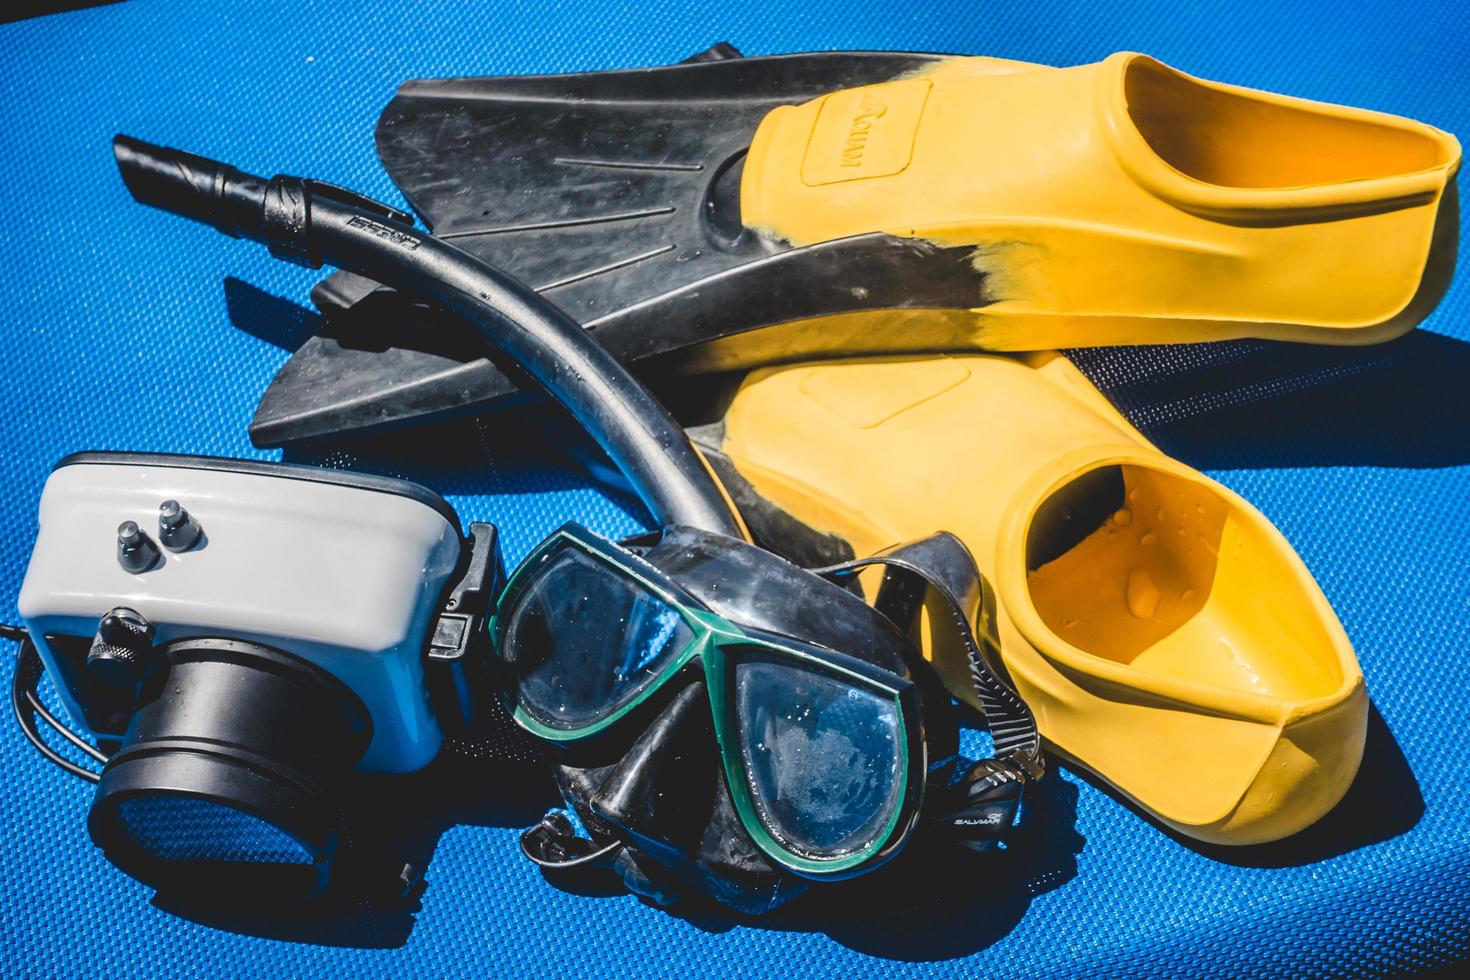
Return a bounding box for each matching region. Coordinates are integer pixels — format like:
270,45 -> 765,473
157,500 -> 202,551
87,607 -> 156,688
117,521 -> 161,573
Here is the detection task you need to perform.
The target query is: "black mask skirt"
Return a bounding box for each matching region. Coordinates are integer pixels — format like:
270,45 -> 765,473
504,525 -> 1044,914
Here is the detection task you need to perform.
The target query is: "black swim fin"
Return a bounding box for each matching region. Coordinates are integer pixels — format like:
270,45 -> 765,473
250,43 -> 984,447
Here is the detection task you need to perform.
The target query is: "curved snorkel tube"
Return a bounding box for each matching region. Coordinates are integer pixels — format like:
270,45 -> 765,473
111,135 -> 743,539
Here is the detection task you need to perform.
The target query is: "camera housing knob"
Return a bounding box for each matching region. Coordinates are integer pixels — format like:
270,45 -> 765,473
116,521 -> 160,573
86,606 -> 156,689
157,499 -> 202,551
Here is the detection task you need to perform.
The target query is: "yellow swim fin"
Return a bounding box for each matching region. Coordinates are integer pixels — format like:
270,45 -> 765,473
741,52 -> 1460,350
273,47 -> 1459,447
698,348 -> 1367,845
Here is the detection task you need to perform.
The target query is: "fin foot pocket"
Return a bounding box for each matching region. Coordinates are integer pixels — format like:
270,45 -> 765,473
1025,462 -> 1345,701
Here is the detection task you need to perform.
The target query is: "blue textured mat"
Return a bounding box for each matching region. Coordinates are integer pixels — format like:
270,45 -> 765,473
1,1 -> 1466,975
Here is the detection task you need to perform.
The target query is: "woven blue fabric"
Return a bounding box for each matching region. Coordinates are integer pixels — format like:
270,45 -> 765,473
1,1 -> 1466,975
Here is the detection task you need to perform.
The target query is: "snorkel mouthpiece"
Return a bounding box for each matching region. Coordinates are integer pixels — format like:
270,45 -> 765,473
112,135 -> 270,238
113,135 -> 418,267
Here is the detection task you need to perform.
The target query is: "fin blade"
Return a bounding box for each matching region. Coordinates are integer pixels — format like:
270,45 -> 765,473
257,51 -> 971,446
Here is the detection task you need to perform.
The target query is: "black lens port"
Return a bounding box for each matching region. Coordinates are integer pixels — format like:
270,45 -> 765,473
87,638 -> 372,900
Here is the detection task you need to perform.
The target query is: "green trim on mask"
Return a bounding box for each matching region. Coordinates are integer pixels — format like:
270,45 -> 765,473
490,523 -> 919,878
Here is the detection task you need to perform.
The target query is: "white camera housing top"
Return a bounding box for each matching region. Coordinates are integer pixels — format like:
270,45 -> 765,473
17,452 -> 465,772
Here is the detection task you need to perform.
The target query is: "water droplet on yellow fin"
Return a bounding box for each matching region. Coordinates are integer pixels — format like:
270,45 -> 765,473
1126,567 -> 1161,619
1113,508 -> 1132,526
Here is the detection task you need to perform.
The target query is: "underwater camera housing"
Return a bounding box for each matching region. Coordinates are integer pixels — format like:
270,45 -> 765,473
15,451 -> 503,896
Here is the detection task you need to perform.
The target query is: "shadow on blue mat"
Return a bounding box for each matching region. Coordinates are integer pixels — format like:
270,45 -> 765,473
672,768 -> 1085,961
1069,330 -> 1470,470
518,701 -> 1421,963
227,278 -> 324,353
140,723 -> 1083,959
146,706 -> 560,949
95,695 -> 1424,959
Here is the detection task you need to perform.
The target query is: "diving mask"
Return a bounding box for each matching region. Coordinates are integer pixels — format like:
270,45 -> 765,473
497,523 -> 1043,909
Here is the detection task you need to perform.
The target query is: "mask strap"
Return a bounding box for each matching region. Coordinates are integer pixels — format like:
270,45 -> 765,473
811,533 -> 1046,848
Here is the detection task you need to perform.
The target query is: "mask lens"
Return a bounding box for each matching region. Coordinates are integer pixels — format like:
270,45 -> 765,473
734,658 -> 905,862
504,547 -> 694,732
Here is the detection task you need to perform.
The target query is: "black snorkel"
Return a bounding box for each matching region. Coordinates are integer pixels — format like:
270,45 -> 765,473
111,136 -> 1042,913
111,135 -> 741,540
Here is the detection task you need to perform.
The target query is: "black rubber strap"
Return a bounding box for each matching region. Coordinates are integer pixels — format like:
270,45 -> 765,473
811,533 -> 1045,781
8,632 -> 106,783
